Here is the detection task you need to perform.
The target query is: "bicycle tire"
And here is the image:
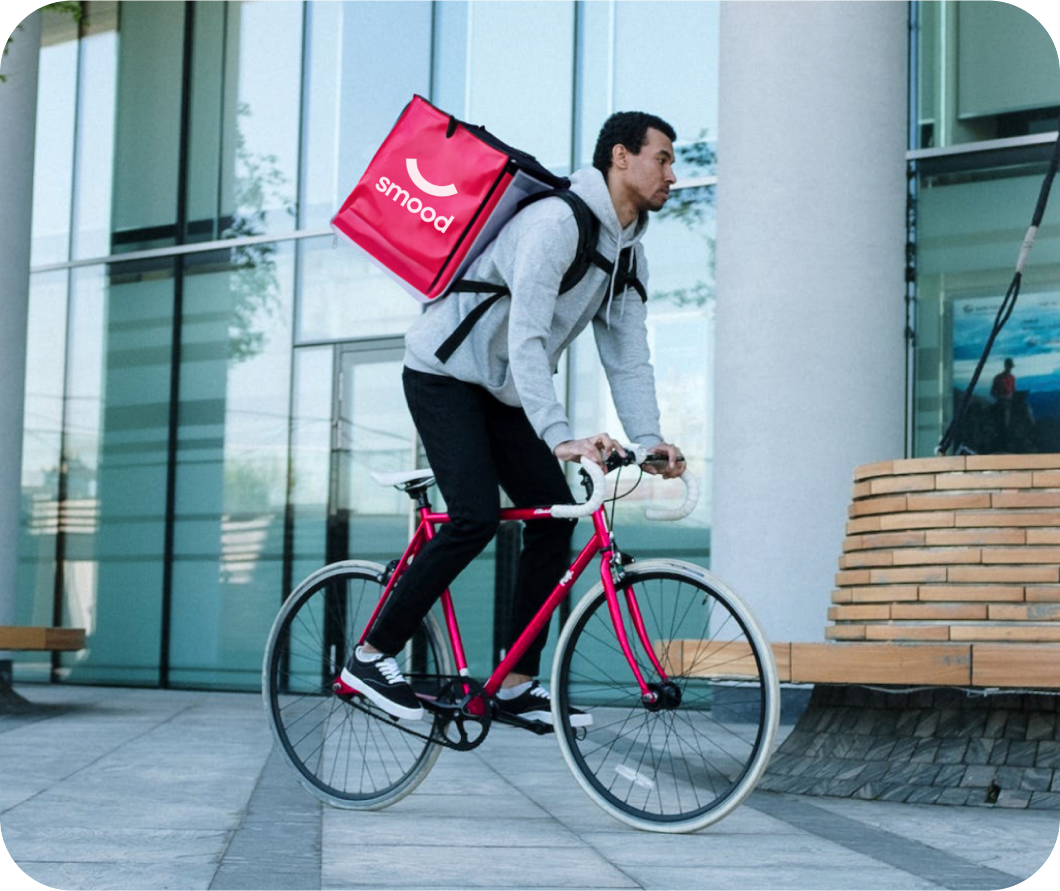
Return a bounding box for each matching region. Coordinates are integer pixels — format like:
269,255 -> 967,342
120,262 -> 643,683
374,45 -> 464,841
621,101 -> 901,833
262,560 -> 452,810
551,560 -> 780,833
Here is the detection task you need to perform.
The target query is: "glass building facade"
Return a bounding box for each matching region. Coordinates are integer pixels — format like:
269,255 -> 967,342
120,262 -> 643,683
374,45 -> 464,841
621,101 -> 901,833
13,1 -> 1060,691
18,0 -> 719,689
910,1 -> 1060,456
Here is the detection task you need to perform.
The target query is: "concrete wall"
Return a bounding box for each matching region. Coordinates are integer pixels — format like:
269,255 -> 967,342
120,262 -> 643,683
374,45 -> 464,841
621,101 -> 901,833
712,1 -> 909,643
0,11 -> 41,660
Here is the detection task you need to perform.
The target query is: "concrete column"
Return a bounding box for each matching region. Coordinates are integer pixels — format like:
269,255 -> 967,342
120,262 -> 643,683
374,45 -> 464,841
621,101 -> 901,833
712,1 -> 908,643
0,10 -> 42,675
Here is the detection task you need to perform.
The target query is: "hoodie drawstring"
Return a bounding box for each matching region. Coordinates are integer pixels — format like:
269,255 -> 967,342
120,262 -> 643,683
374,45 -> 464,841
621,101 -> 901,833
605,230 -> 628,330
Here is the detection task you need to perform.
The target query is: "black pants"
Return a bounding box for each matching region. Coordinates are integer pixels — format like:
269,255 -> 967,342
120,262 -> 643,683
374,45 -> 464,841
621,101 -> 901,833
366,368 -> 577,677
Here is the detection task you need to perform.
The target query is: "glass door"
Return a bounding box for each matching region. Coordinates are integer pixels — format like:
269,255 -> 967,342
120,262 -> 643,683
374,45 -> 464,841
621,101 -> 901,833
327,340 -> 417,565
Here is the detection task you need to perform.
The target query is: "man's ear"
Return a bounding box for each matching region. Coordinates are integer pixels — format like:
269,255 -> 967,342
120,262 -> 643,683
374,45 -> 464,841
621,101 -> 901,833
611,143 -> 629,170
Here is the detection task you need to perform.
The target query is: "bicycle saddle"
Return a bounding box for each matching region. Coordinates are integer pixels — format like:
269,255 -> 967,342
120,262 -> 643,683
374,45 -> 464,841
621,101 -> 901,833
371,468 -> 436,489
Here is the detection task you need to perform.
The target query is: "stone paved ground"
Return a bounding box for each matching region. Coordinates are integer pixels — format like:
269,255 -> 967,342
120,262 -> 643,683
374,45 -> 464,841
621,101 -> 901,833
1,684 -> 1058,890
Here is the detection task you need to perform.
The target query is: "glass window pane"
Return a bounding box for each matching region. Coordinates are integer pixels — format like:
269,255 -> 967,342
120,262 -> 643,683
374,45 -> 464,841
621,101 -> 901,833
913,164 -> 1060,455
569,188 -> 715,558
51,261 -> 176,685
289,347 -> 332,584
31,9 -> 79,267
916,1 -> 1060,149
70,1 -> 119,260
578,1 -> 719,171
301,1 -> 433,230
111,1 -> 185,253
15,272 -> 71,679
433,1 -> 575,173
170,241 -> 295,689
296,235 -> 420,343
186,0 -> 304,242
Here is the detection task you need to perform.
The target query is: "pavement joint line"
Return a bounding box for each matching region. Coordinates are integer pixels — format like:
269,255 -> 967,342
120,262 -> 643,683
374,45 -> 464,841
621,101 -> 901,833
208,746 -> 322,891
0,699 -> 200,819
470,742 -> 647,890
747,791 -> 1025,890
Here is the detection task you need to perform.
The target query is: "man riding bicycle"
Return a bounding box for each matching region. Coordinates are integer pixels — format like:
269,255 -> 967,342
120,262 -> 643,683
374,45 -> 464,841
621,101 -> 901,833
342,111 -> 687,723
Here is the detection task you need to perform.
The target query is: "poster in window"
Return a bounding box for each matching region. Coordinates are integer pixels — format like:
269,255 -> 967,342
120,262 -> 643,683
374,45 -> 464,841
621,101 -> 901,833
952,290 -> 1060,453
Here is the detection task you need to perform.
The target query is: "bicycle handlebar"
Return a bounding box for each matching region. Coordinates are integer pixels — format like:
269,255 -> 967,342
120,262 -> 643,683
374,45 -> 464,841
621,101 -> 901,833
549,444 -> 699,521
551,459 -> 607,519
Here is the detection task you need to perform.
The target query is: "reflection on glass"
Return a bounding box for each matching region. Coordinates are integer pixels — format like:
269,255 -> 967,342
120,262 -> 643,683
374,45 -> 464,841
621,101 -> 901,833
43,260 -> 177,685
449,1 -> 575,173
186,0 -> 302,243
296,236 -> 420,343
169,242 -> 295,689
576,0 -> 719,173
915,1 -> 1060,149
335,350 -> 417,565
569,187 -> 714,557
913,167 -> 1060,455
111,1 -> 185,253
16,273 -> 71,677
70,2 -> 118,259
301,1 -> 433,229
31,8 -> 79,267
289,347 -> 333,583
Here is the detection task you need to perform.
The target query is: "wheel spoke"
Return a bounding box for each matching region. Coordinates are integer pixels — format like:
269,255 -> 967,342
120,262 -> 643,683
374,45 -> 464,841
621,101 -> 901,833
264,566 -> 450,809
553,567 -> 778,832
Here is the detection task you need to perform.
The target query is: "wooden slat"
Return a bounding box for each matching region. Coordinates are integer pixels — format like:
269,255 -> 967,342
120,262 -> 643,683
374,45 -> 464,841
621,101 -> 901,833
825,459 -> 1060,690
906,492 -> 991,512
788,643 -> 972,685
659,641 -> 791,683
0,626 -> 85,651
971,644 -> 1060,687
891,456 -> 967,475
965,454 -> 1060,471
935,471 -> 1034,490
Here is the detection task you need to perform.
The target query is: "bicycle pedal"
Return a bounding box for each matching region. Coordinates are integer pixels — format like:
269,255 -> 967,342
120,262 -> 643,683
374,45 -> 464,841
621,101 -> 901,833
332,677 -> 359,697
492,710 -> 554,735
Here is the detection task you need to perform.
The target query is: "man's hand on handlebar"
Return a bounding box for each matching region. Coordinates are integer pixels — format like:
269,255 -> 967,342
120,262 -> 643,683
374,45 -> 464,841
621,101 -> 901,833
643,443 -> 686,480
554,434 -> 626,471
554,436 -> 685,480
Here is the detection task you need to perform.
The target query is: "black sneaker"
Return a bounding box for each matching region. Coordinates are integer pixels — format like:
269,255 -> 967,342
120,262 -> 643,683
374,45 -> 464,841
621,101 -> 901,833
339,646 -> 424,721
496,681 -> 592,728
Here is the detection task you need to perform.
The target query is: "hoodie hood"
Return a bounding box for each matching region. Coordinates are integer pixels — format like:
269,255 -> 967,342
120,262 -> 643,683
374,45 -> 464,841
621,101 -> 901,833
568,167 -> 649,246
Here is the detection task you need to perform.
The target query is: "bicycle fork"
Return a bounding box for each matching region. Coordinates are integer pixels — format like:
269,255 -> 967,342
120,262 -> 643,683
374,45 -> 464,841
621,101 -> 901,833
598,547 -> 675,709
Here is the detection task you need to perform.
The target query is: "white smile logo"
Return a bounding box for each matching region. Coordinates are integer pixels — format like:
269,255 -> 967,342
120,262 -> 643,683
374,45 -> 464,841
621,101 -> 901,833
405,159 -> 458,198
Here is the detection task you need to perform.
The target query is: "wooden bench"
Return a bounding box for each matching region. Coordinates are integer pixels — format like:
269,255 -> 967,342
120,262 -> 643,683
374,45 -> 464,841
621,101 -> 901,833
670,455 -> 1060,690
1,626 -> 86,706
0,626 -> 86,653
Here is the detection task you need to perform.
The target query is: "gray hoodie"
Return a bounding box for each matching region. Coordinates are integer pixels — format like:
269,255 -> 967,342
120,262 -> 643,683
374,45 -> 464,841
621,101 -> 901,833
404,166 -> 663,453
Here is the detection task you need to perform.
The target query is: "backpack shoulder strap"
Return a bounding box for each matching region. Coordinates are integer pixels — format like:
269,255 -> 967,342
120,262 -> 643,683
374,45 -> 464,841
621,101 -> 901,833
434,189 -> 596,363
521,189 -> 599,295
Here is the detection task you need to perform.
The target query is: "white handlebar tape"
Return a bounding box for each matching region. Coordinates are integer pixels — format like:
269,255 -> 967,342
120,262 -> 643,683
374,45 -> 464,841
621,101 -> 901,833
645,469 -> 699,522
551,458 -> 607,518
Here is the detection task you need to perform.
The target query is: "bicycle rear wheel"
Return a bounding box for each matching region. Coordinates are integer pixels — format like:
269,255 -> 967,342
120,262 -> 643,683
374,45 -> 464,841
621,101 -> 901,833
262,560 -> 452,809
552,560 -> 779,832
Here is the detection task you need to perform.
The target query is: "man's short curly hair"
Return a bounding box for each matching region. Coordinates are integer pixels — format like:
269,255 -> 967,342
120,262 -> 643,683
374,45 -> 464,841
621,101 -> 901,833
592,111 -> 677,177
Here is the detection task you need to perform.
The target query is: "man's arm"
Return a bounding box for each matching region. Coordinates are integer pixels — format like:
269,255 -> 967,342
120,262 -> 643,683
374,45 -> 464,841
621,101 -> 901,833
592,249 -> 664,448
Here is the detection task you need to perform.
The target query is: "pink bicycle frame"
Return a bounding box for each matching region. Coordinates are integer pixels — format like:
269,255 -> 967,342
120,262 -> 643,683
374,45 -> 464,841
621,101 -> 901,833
357,500 -> 667,699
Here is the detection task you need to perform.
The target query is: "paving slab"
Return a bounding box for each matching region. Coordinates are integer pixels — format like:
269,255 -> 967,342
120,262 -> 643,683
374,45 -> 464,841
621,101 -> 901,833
1,683 -> 1058,891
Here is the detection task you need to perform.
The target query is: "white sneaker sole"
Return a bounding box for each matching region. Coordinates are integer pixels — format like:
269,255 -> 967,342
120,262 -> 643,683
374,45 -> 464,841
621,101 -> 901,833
517,708 -> 593,728
339,667 -> 425,721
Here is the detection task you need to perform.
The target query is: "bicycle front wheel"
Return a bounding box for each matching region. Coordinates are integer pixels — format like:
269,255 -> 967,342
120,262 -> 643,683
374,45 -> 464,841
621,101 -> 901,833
262,560 -> 452,810
552,560 -> 780,833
